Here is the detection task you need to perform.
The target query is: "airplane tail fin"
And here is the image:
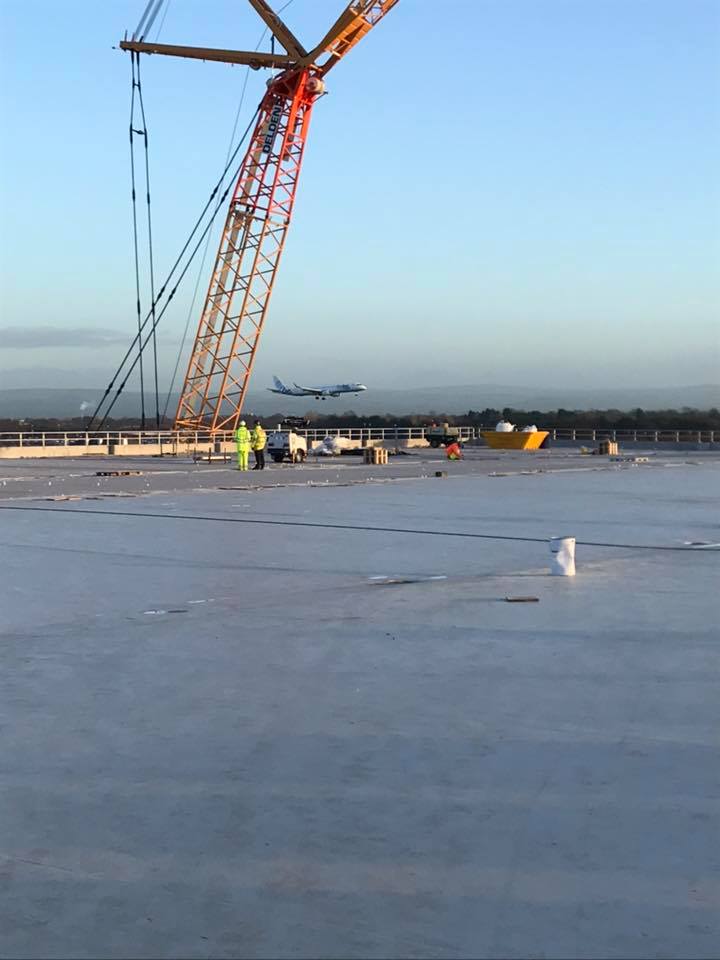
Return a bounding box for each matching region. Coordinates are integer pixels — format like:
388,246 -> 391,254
273,375 -> 288,392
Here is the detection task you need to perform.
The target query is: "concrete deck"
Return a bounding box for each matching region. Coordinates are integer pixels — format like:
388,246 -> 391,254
1,450 -> 718,958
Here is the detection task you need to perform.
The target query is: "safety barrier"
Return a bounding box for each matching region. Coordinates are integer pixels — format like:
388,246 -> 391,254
0,426 -> 716,449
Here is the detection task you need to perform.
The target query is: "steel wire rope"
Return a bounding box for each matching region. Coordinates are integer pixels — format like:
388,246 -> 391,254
162,0 -> 296,421
92,0 -> 297,429
0,503 -> 714,553
132,0 -> 168,42
161,74 -> 253,421
87,104 -> 261,430
152,0 -> 170,41
132,0 -> 157,41
135,54 -> 160,427
139,0 -> 164,40
90,122 -> 261,432
128,51 -> 147,428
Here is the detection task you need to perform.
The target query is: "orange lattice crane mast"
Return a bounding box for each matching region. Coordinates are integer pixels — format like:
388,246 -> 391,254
120,1 -> 399,433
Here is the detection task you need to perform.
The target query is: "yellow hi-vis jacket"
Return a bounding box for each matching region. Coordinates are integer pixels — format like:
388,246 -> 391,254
250,425 -> 266,451
234,425 -> 251,450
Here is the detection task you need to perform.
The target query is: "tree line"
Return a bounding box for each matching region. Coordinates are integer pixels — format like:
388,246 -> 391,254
1,407 -> 719,432
289,407 -> 720,430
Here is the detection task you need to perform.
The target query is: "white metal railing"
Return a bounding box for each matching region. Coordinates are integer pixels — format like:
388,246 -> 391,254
0,430 -> 224,448
0,426 -> 466,446
547,428 -> 717,443
0,426 -> 716,448
294,426 -> 475,442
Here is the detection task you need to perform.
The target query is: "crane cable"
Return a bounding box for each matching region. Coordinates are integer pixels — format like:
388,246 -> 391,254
134,52 -> 161,428
125,1 -> 169,430
116,0 -> 167,430
87,104 -> 262,431
128,51 -> 147,428
92,0 -> 295,431
152,0 -> 170,41
161,70 -> 255,421
132,0 -> 165,41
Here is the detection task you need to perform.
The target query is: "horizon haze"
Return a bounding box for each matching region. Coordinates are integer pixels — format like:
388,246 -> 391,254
1,381 -> 717,421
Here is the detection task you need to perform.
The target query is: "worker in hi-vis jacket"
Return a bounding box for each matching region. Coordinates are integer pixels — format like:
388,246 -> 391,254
446,439 -> 463,461
251,421 -> 267,470
234,420 -> 251,471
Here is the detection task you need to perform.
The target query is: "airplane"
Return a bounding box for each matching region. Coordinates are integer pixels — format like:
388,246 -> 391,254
268,376 -> 367,400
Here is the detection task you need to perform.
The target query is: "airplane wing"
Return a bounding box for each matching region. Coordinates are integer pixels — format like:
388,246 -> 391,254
293,383 -> 324,396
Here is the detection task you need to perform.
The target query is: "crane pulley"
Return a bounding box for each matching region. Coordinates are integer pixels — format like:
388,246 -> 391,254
117,1 -> 399,434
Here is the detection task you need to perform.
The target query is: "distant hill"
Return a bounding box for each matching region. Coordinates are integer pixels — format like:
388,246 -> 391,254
0,383 -> 717,419
0,388 -> 151,420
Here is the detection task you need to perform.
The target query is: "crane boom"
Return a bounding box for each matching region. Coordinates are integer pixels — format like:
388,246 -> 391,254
175,69 -> 316,432
304,0 -> 399,75
118,2 -> 399,433
246,0 -> 307,58
118,40 -> 294,70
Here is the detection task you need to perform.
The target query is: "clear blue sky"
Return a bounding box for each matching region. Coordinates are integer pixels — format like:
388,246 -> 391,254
1,0 -> 718,395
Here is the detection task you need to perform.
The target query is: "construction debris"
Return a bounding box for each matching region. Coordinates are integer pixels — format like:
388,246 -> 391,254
368,575 -> 447,585
96,470 -> 143,477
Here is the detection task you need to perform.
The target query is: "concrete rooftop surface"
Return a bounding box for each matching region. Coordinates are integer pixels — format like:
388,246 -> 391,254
1,449 -> 719,958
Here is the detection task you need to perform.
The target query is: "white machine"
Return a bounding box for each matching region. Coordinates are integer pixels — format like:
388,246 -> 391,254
266,429 -> 308,464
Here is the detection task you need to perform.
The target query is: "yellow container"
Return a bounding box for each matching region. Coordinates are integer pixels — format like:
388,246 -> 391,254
481,430 -> 549,450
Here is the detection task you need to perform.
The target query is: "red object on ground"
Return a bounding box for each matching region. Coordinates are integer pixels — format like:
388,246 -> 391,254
446,441 -> 462,460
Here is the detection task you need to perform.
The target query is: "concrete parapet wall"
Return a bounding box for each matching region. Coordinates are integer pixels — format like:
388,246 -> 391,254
110,442 -> 194,456
108,441 -> 237,456
0,445 -> 110,458
1,436 -> 715,459
0,440 -> 238,460
398,438 -> 430,449
548,439 -> 720,452
109,443 -> 163,456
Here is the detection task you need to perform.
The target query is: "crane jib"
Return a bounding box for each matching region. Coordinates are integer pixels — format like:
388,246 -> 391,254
261,100 -> 284,153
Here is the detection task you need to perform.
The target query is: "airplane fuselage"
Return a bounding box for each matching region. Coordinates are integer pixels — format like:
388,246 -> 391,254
269,376 -> 367,399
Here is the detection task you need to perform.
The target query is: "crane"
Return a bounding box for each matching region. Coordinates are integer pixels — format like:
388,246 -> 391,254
120,1 -> 399,433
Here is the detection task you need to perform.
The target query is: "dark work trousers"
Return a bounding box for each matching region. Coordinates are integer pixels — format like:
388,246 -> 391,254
253,448 -> 265,470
